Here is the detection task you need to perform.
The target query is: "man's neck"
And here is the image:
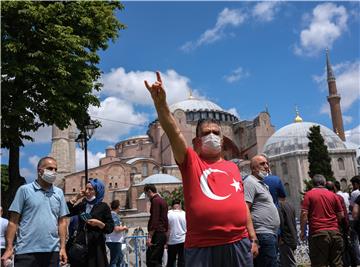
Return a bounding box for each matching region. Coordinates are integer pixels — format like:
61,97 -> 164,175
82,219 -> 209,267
200,153 -> 222,163
36,178 -> 52,190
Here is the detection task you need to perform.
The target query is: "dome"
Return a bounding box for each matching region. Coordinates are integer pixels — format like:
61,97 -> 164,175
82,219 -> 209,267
169,98 -> 223,112
138,174 -> 182,185
263,122 -> 346,157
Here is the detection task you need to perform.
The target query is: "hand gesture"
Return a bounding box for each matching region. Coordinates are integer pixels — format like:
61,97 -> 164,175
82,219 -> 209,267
144,71 -> 166,106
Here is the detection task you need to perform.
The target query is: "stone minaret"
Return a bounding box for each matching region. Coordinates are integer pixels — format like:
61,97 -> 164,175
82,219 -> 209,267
50,122 -> 77,187
326,49 -> 346,141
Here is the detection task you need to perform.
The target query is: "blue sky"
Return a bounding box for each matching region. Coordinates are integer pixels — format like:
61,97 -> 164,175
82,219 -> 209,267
2,1 -> 359,182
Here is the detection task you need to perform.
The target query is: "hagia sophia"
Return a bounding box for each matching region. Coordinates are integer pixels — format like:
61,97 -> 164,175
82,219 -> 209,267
50,51 -> 359,219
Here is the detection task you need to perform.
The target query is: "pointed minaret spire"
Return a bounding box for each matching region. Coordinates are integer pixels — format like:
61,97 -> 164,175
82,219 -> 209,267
325,49 -> 345,141
294,105 -> 303,123
326,48 -> 336,82
189,89 -> 194,99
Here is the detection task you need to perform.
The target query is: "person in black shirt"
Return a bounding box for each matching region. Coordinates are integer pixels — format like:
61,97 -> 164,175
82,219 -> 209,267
144,183 -> 168,267
278,200 -> 297,267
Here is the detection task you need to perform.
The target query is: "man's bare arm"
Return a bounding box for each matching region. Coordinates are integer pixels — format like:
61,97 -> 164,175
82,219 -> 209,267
1,212 -> 20,263
58,216 -> 68,265
300,209 -> 308,240
144,71 -> 187,164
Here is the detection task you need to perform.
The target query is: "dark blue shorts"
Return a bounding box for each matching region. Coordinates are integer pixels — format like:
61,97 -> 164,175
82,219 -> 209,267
185,238 -> 253,267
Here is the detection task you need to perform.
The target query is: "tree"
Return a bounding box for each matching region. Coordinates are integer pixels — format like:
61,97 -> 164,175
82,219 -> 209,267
304,125 -> 335,191
1,1 -> 126,211
163,186 -> 185,210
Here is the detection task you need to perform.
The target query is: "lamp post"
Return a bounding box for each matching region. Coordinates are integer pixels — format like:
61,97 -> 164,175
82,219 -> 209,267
75,120 -> 96,185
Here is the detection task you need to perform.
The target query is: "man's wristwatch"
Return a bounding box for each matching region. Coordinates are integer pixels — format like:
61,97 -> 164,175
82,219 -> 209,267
251,239 -> 259,245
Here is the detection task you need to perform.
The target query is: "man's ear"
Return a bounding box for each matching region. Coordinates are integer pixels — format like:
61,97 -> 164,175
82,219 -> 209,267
192,137 -> 201,152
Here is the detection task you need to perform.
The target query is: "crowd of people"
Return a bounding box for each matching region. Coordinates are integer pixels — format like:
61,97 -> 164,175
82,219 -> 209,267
0,70 -> 360,267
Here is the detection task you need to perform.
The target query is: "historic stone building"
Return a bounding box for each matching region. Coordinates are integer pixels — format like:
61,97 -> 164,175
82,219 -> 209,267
52,50 -> 357,218
262,112 -> 357,215
58,96 -> 275,214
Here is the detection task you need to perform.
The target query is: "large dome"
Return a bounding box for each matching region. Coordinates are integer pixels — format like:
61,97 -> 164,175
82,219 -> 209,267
169,98 -> 223,112
263,122 -> 346,157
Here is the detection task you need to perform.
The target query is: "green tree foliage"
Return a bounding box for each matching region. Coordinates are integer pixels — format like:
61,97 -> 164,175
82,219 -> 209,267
163,186 -> 185,210
1,1 -> 126,211
304,125 -> 335,191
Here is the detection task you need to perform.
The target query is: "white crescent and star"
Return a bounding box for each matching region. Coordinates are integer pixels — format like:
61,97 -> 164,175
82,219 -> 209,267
199,168 -> 242,201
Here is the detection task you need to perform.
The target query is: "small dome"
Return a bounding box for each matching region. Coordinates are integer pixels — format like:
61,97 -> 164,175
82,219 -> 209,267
138,174 -> 182,185
263,122 -> 346,157
170,98 -> 223,112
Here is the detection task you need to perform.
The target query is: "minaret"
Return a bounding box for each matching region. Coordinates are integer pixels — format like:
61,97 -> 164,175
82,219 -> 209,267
326,49 -> 345,141
50,121 -> 77,187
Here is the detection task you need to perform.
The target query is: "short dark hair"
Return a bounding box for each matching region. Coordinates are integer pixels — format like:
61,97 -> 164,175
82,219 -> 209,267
195,118 -> 221,137
334,181 -> 341,191
351,175 -> 360,184
37,156 -> 56,169
110,200 -> 120,210
144,184 -> 157,193
171,199 -> 181,207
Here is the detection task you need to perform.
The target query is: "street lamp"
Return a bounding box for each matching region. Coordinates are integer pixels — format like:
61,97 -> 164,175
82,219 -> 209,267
75,120 -> 97,185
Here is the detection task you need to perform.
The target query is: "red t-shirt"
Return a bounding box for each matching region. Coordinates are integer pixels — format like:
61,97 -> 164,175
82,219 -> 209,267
178,148 -> 248,248
302,187 -> 342,234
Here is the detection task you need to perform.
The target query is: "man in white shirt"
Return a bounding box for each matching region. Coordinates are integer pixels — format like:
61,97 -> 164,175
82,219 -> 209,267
167,200 -> 186,267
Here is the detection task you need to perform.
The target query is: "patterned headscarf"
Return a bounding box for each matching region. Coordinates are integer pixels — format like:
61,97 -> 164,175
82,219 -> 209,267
88,178 -> 105,205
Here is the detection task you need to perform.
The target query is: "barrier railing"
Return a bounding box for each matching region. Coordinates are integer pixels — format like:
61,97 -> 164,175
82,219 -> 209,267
123,235 -> 147,267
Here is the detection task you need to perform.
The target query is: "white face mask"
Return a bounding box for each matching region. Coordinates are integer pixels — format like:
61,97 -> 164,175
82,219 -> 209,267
201,133 -> 222,155
258,170 -> 269,179
86,195 -> 96,202
41,169 -> 57,184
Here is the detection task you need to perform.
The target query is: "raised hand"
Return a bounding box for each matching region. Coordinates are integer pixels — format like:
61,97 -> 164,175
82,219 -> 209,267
144,71 -> 167,106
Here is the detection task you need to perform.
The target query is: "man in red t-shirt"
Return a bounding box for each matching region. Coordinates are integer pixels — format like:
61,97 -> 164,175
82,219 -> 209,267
144,72 -> 258,266
300,174 -> 344,267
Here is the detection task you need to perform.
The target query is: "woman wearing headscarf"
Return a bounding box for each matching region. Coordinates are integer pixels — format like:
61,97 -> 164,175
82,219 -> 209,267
67,178 -> 114,267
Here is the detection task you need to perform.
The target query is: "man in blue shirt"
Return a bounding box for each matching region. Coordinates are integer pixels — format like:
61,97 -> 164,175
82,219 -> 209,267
1,156 -> 69,267
264,175 -> 286,208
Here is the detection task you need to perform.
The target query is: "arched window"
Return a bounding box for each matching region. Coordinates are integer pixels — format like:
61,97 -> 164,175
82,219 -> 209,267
142,163 -> 148,177
281,162 -> 288,175
338,158 -> 345,170
284,183 -> 291,197
109,183 -> 112,188
152,166 -> 160,174
115,182 -> 118,188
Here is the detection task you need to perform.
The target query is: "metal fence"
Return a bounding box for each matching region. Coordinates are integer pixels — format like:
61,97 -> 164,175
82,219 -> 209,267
121,224 -> 311,267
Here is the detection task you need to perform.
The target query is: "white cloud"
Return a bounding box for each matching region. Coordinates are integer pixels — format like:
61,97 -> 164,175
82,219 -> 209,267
100,68 -> 196,106
29,155 -> 40,169
180,8 -> 246,52
252,1 -> 282,22
21,167 -> 36,183
345,125 -> 360,145
343,115 -> 353,125
89,97 -> 148,142
75,148 -> 105,172
224,67 -> 250,83
25,125 -> 52,144
294,3 -> 348,56
314,60 -> 360,114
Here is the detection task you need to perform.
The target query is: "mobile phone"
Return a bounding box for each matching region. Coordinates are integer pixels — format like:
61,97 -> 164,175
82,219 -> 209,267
80,212 -> 92,221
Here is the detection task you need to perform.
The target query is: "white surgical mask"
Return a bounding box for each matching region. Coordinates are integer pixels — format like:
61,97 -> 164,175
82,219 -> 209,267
258,170 -> 269,179
41,169 -> 57,184
201,133 -> 221,155
86,195 -> 96,202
